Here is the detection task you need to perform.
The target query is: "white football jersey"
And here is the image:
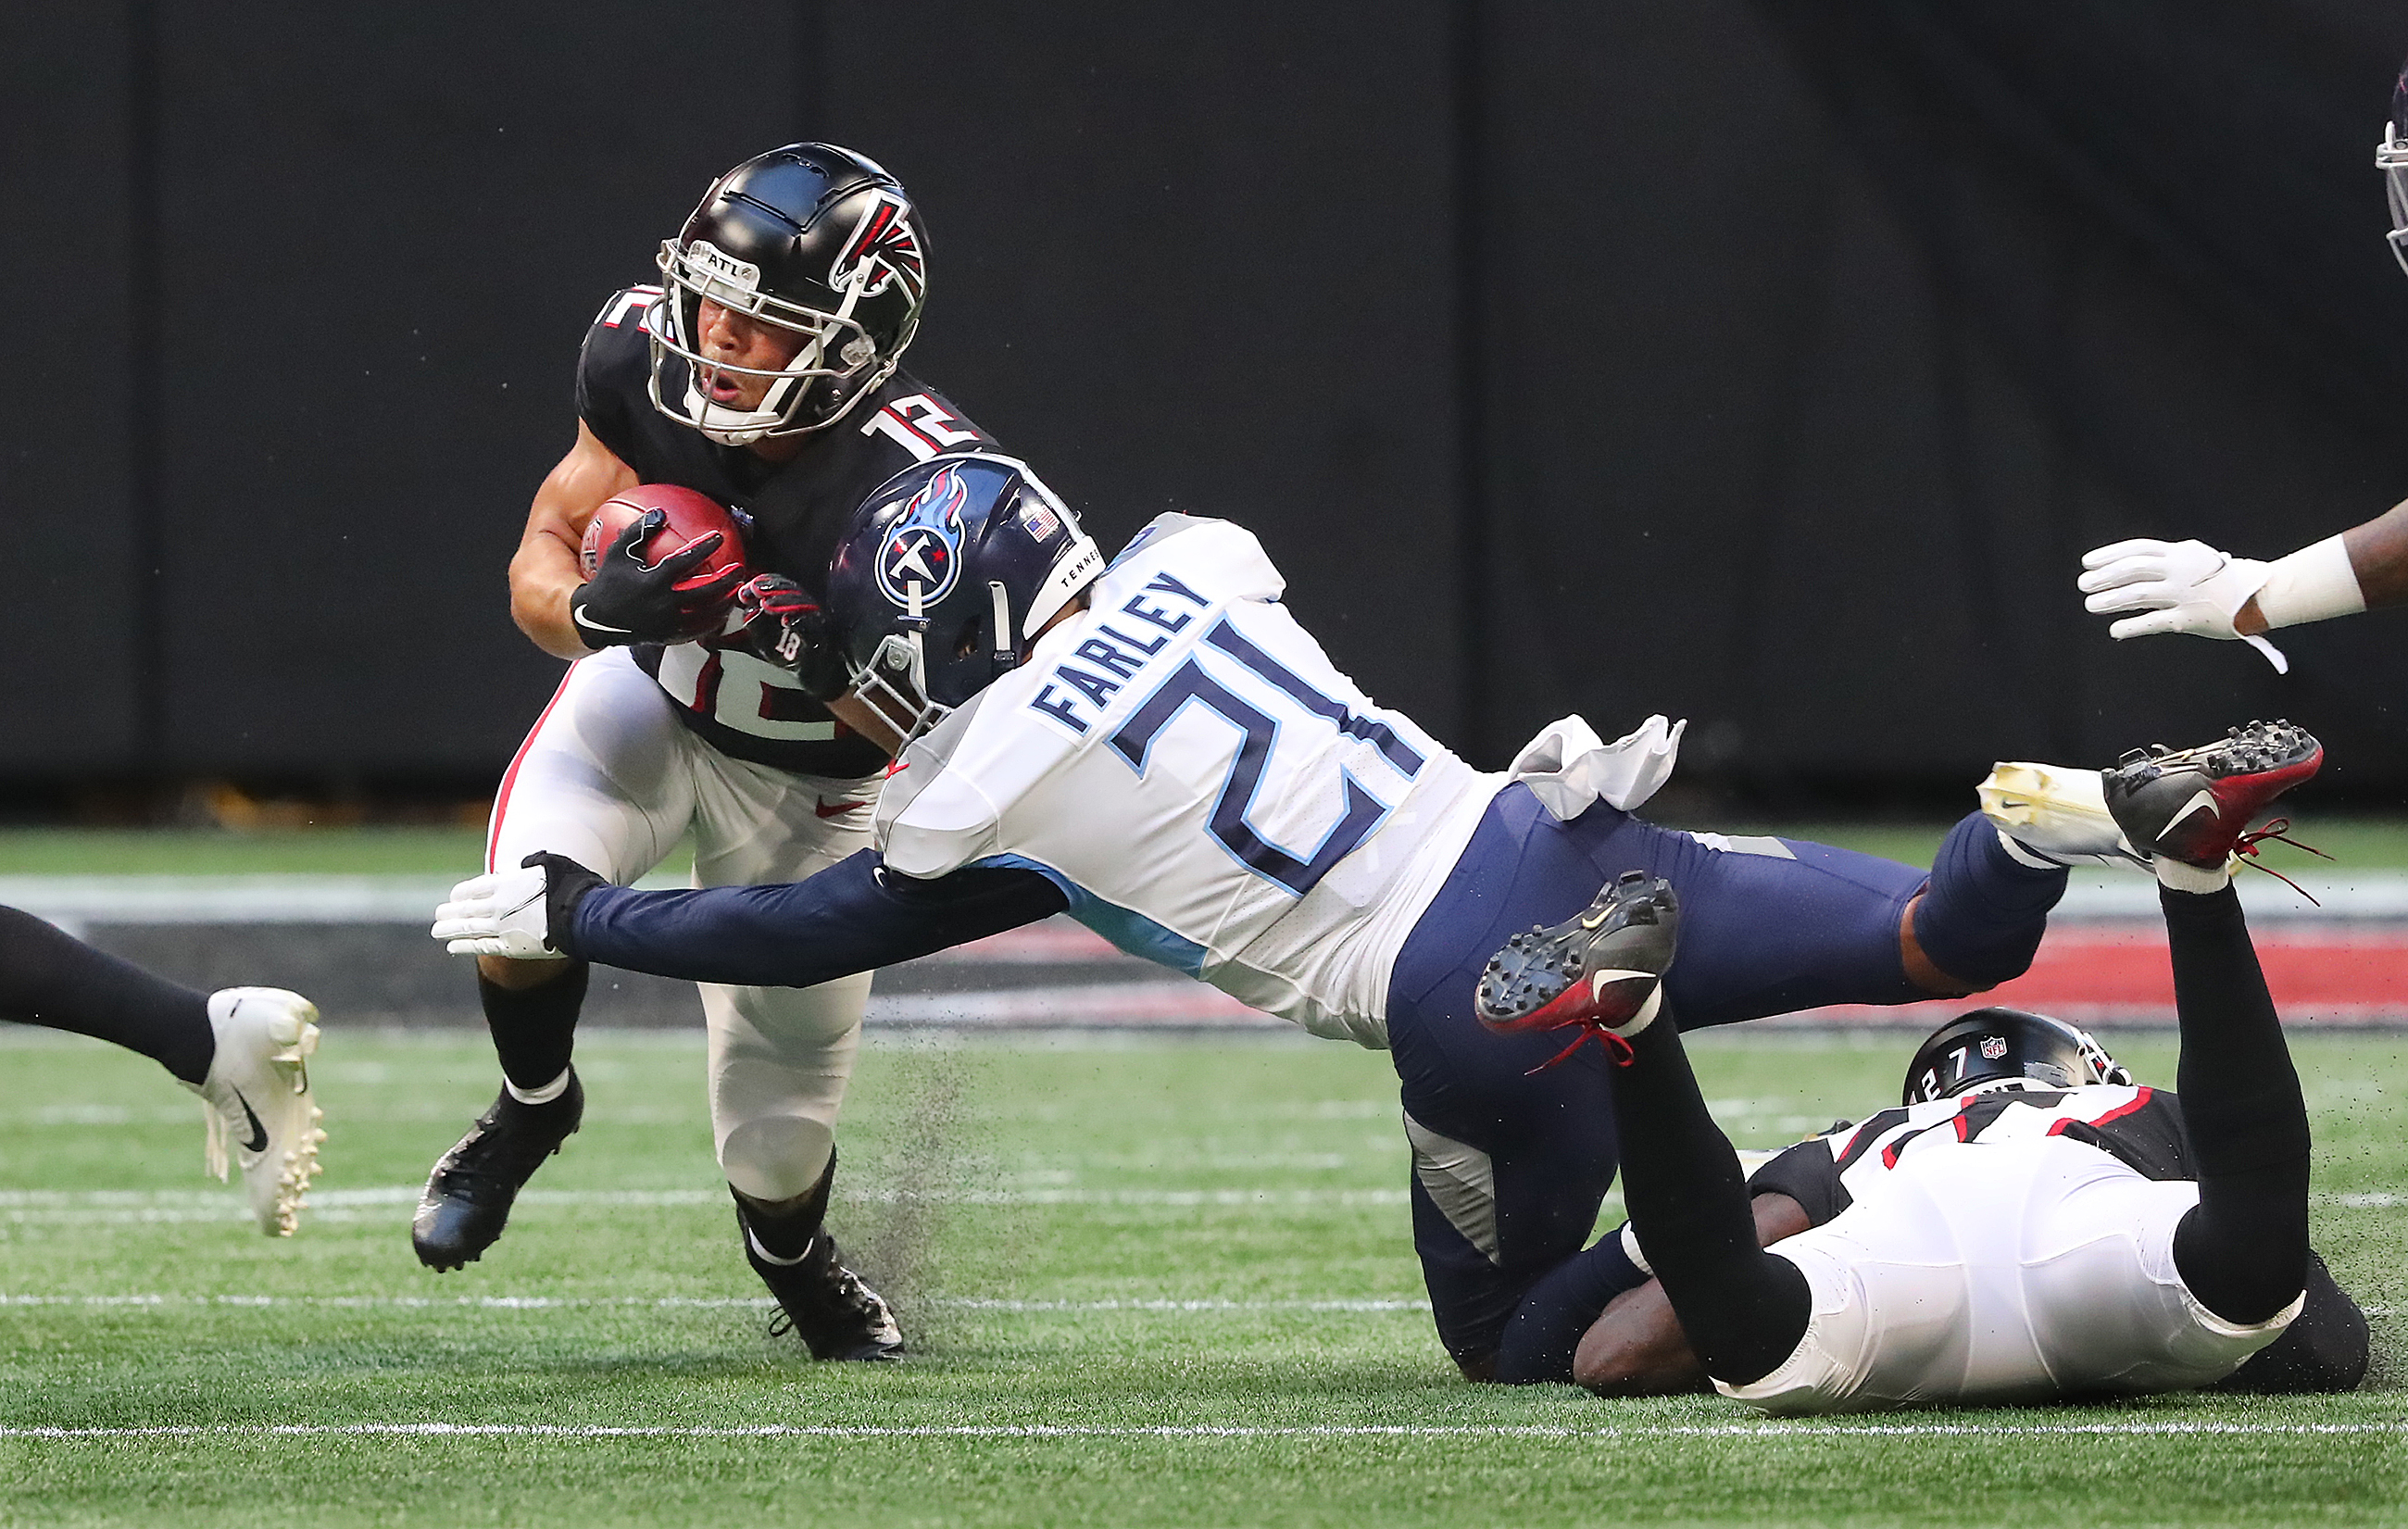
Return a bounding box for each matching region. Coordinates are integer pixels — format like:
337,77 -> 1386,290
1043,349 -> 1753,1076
872,515 -> 1499,1046
1724,1086 -> 2297,1412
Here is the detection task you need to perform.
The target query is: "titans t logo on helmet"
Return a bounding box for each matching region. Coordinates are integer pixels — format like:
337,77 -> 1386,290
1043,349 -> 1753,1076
831,190 -> 927,303
874,463 -> 970,608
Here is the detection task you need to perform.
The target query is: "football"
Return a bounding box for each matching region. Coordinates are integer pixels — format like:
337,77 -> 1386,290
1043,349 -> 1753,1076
577,483 -> 749,639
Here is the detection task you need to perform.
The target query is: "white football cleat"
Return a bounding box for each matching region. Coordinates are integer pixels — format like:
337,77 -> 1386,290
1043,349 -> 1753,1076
1978,762 -> 2151,871
186,987 -> 325,1236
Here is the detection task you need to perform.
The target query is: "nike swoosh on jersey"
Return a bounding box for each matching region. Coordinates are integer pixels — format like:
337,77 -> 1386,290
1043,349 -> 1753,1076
815,797 -> 868,819
229,1086 -> 270,1155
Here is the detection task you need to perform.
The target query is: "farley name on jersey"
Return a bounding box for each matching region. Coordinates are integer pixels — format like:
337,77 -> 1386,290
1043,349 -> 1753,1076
872,513 -> 1497,1046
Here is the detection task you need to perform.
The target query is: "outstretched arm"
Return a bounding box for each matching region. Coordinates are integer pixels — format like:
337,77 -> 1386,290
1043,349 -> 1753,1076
436,850 -> 1069,989
2076,500 -> 2408,671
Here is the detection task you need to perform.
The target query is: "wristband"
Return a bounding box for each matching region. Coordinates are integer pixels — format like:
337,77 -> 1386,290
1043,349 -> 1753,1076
2253,535 -> 2366,631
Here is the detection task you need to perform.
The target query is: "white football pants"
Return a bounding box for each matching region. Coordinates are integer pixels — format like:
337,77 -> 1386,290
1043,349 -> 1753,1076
1723,1134 -> 2300,1413
486,647 -> 878,1202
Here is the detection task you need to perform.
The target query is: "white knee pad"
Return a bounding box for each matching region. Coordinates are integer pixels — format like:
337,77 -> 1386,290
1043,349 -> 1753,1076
718,1113 -> 837,1203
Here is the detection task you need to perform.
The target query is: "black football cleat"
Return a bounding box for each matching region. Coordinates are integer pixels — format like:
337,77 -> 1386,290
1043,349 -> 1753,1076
412,1072 -> 583,1271
2103,721 -> 2323,870
1476,870 -> 1680,1052
745,1222 -> 905,1362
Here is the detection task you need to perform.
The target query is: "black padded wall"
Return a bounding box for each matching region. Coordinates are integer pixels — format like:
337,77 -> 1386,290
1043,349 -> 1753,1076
3,1 -> 2406,795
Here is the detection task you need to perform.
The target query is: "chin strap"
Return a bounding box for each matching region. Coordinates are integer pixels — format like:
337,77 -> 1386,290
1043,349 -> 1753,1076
989,581 -> 1018,677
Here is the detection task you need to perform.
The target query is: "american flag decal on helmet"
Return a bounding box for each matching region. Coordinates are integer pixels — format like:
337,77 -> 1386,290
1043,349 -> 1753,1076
831,190 -> 926,301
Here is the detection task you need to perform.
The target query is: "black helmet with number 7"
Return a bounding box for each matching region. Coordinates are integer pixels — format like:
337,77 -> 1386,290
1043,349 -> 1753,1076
827,454 -> 1105,744
646,143 -> 928,445
1901,1007 -> 2133,1107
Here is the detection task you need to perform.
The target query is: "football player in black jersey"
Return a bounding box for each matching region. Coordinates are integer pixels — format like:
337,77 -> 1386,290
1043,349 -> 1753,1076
1482,721 -> 2368,1409
414,143 -> 995,1360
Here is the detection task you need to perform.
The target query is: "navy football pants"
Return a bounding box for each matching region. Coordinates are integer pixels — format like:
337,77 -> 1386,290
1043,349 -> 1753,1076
1382,784 -> 2056,1368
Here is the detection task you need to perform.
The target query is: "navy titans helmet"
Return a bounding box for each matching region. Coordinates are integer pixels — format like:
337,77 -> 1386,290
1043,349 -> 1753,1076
827,453 -> 1104,740
1901,1007 -> 2133,1107
2380,60 -> 2408,277
647,143 -> 928,445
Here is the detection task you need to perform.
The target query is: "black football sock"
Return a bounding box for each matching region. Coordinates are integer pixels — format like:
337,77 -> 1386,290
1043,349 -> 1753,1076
479,962 -> 587,1096
1492,1224 -> 1654,1385
2161,884 -> 2311,1326
0,904 -> 214,1084
734,1150 -> 836,1264
1605,1021 -> 1811,1387
1910,812 -> 2066,988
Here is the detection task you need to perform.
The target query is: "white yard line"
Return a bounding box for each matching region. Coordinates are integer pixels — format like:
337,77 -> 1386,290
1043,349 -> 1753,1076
0,1294 -> 1428,1313
0,1185 -> 1423,1224
2,1421 -> 2401,1441
4,1292 -> 2384,1318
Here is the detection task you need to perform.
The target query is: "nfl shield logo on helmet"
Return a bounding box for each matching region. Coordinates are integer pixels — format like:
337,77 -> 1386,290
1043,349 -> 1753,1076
875,464 -> 971,608
1980,1035 -> 2009,1060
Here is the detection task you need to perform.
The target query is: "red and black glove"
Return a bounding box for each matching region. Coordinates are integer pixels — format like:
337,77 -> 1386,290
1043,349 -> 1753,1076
568,510 -> 745,648
729,573 -> 852,700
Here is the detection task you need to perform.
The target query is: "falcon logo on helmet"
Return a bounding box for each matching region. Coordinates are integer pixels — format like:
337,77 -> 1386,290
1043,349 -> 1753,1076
644,143 -> 932,445
874,465 -> 971,608
832,191 -> 926,303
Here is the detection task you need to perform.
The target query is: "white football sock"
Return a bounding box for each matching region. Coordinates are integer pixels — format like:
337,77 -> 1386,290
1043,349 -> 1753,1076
2153,856 -> 2231,895
506,1067 -> 572,1106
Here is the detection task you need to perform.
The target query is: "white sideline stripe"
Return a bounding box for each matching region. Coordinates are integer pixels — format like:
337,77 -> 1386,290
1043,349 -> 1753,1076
866,983 -> 1268,1025
11,871 -> 2408,923
0,1294 -> 1429,1313
4,1421 -> 2402,1442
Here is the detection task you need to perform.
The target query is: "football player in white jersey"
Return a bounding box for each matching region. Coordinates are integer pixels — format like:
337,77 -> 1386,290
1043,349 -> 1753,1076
1500,721 -> 2361,1411
436,452 -> 2134,1378
2075,68 -> 2408,668
0,906 -> 322,1235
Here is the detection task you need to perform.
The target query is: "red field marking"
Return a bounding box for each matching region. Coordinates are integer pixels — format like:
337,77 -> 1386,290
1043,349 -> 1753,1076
1800,923 -> 2408,1029
916,919 -> 2408,1029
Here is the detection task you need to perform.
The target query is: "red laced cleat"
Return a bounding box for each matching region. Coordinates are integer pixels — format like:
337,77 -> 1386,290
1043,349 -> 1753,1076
1475,871 -> 1679,1069
2102,720 -> 2323,873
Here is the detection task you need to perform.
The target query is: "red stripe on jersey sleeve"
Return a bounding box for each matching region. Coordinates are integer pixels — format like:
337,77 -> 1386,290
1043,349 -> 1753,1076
2047,1084 -> 2156,1137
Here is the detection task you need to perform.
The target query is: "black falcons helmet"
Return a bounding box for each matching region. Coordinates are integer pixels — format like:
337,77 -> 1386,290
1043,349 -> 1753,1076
828,453 -> 1104,742
646,143 -> 928,445
1901,1007 -> 2133,1107
2380,60 -> 2408,277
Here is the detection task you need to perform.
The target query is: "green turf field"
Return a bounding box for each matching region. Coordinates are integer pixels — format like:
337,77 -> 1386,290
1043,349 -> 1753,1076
5,814 -> 2402,876
0,1029 -> 2400,1528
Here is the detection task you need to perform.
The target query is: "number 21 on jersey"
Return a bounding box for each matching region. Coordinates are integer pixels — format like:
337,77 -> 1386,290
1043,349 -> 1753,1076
1109,620 -> 1423,897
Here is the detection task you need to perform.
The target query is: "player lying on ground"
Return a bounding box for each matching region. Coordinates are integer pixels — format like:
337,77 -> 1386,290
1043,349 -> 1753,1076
2076,69 -> 2408,671
0,906 -> 321,1234
423,143 -> 989,1360
1514,1001 -> 2370,1398
433,453 -> 2137,1378
1480,721 -> 2360,1410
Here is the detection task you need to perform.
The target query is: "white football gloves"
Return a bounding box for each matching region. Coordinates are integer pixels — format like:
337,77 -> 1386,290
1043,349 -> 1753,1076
431,865 -> 564,959
2076,538 -> 2289,673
